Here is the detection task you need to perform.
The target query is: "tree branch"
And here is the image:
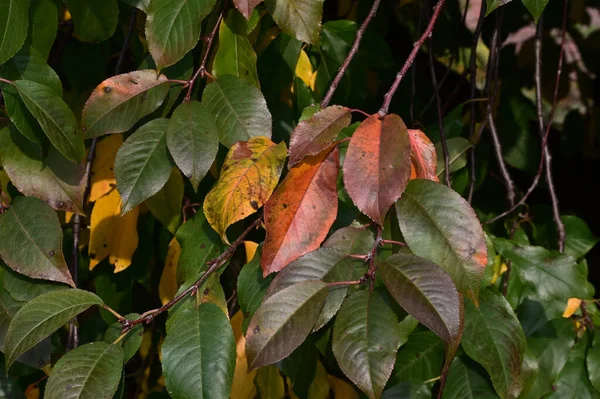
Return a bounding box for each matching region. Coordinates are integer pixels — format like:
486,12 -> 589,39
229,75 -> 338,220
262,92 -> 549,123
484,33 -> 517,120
321,0 -> 382,108
378,0 -> 447,116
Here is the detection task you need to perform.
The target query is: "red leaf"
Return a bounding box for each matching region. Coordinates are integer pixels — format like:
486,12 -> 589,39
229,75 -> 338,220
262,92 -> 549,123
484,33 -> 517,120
233,0 -> 263,19
261,148 -> 339,276
343,114 -> 411,225
408,129 -> 438,182
288,105 -> 351,168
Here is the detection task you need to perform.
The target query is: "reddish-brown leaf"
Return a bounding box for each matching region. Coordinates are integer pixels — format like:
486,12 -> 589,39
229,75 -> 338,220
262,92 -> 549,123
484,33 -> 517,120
261,148 -> 339,276
288,105 -> 351,168
408,129 -> 438,182
233,0 -> 263,19
343,114 -> 411,225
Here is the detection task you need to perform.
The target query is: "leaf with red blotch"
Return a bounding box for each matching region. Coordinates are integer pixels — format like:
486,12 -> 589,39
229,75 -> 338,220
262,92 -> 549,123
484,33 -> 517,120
343,114 -> 411,225
233,0 -> 262,19
408,129 -> 438,182
288,105 -> 351,168
261,148 -> 339,276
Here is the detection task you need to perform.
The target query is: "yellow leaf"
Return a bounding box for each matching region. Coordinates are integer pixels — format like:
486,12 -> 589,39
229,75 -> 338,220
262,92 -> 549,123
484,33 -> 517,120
328,375 -> 359,399
295,50 -> 313,88
231,310 -> 258,399
159,237 -> 181,305
25,383 -> 40,399
490,256 -> 508,285
89,134 -> 123,202
89,189 -> 139,272
256,365 -> 285,399
65,211 -> 73,224
145,168 -> 183,234
244,241 -> 259,263
563,298 -> 582,318
204,137 -> 287,244
309,71 -> 318,92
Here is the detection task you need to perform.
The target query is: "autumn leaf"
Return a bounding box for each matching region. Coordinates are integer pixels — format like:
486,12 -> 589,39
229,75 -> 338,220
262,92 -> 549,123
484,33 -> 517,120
233,0 -> 262,19
89,134 -> 123,202
288,105 -> 351,167
230,310 -> 258,399
408,129 -> 438,182
204,137 -> 287,244
562,298 -> 582,318
343,114 -> 411,225
159,237 -> 181,305
261,147 -> 339,276
295,49 -> 314,89
89,189 -> 139,272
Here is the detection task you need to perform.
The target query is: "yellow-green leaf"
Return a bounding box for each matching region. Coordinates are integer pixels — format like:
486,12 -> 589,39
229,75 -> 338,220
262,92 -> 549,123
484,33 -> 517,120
159,237 -> 181,305
204,136 -> 287,243
145,167 -> 183,234
231,310 -> 258,399
256,365 -> 285,399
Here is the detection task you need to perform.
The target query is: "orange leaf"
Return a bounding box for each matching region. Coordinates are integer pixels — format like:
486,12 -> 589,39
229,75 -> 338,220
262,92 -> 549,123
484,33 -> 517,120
343,114 -> 411,225
204,137 -> 287,244
159,237 -> 181,305
89,134 -> 123,202
408,129 -> 438,182
562,298 -> 582,318
261,148 -> 339,276
25,383 -> 40,399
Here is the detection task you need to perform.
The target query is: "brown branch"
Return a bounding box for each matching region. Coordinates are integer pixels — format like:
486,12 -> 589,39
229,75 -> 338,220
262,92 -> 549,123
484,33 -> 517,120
380,239 -> 406,247
378,0 -> 447,116
321,0 -> 382,108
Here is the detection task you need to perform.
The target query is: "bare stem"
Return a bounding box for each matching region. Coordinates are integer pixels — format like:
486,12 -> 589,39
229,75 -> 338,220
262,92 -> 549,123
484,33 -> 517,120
380,239 -> 406,247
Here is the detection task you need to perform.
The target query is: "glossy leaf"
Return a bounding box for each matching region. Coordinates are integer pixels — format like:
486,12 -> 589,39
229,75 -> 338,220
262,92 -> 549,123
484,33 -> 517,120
288,105 -> 351,167
378,253 -> 461,344
0,0 -> 29,64
1,266 -> 68,302
114,118 -> 172,214
103,313 -> 143,363
396,179 -> 487,304
14,80 -> 84,162
344,114 -> 411,225
45,342 -> 124,399
442,356 -> 499,399
237,245 -> 274,332
0,196 -> 74,286
245,281 -> 328,369
0,126 -> 86,213
547,337 -> 597,399
233,0 -> 261,19
166,101 -> 219,191
408,129 -> 438,182
462,289 -> 526,399
64,0 -> 119,43
82,70 -> 170,138
562,215 -> 598,259
202,75 -> 272,148
145,168 -> 184,234
332,290 -> 400,399
145,0 -> 216,70
89,189 -> 139,272
162,302 -> 236,399
4,289 -> 103,368
521,0 -> 549,23
89,134 -> 123,202
388,330 -> 445,386
204,137 -> 286,243
265,0 -> 323,44
26,0 -> 57,58
261,148 -> 339,276
323,225 -> 375,253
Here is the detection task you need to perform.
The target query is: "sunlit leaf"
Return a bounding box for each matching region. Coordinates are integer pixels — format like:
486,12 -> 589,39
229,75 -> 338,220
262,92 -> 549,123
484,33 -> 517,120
205,137 -> 286,243
562,298 -> 582,318
344,114 -> 411,225
0,0 -> 29,64
562,215 -> 598,260
64,0 -> 118,43
82,70 -> 170,138
89,134 -> 123,202
408,129 -> 438,182
295,49 -> 314,90
0,197 -> 74,286
145,168 -> 184,234
265,0 -> 323,44
261,148 -> 339,276
89,189 -> 139,272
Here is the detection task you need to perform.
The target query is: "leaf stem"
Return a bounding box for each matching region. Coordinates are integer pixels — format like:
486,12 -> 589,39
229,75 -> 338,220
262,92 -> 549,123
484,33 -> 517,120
0,77 -> 14,86
380,239 -> 406,247
103,304 -> 125,321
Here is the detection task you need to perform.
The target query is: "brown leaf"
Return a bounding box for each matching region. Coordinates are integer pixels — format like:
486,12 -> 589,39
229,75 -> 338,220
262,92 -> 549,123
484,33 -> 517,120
343,114 -> 411,225
408,129 -> 438,182
233,0 -> 263,19
288,105 -> 351,168
261,148 -> 339,276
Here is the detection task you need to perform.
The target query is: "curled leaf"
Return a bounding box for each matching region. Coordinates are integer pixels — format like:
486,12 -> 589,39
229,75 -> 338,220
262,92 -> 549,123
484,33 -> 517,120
562,298 -> 582,318
408,129 -> 438,182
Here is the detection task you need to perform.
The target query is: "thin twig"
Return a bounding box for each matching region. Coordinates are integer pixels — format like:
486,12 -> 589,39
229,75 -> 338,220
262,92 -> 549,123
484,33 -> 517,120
321,0 -> 382,107
379,0 -> 447,116
380,239 -> 406,247
410,2 -> 425,126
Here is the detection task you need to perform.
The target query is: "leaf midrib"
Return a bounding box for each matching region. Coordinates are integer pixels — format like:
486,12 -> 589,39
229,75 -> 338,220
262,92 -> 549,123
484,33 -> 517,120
0,0 -> 15,53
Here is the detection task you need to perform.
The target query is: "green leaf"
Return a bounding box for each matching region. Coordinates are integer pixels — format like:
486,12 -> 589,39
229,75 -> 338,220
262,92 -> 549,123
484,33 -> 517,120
246,280 -> 328,369
64,0 -> 118,42
232,0 -> 261,20
0,286 -> 23,352
388,329 -> 444,386
103,313 -> 143,364
114,118 -> 173,215
213,10 -> 259,87
145,168 -> 184,234
13,80 -> 84,162
145,0 -> 217,70
0,125 -> 86,213
378,253 -> 461,344
162,302 -> 235,399
382,382 -> 432,399
166,101 -> 219,191
323,225 -> 375,253
120,0 -> 150,12
332,290 -> 400,399
202,75 -> 272,148
280,339 -> 318,397
521,0 -> 549,23
265,0 -> 323,44
45,342 -> 124,399
237,245 -> 274,332
0,0 -> 30,65
486,0 -> 513,16
395,179 -> 487,305
562,215 -> 598,259
81,70 -> 170,138
462,289 -> 526,399
4,289 -> 103,368
587,333 -> 600,392
547,336 -> 598,399
442,356 -> 499,399
0,196 -> 74,286
26,0 -> 57,58
1,263 -> 68,302
435,137 -> 471,178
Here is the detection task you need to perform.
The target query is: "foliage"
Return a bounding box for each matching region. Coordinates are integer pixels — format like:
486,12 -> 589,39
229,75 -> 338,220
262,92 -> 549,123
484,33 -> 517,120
0,0 -> 599,398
